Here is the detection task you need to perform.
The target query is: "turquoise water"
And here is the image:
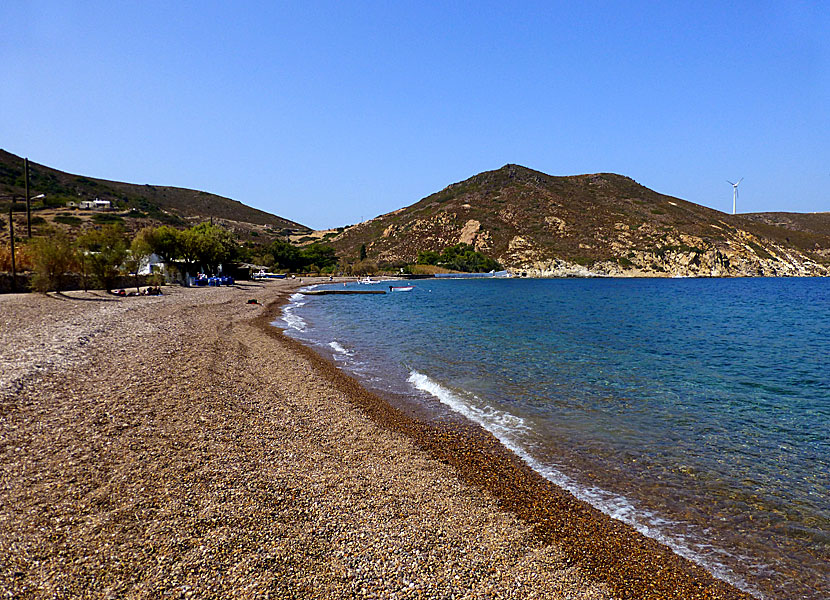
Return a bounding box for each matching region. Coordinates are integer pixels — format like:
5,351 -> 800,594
281,278 -> 829,599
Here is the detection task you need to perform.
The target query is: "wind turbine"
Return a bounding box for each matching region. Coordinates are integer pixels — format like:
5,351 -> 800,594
727,178 -> 743,214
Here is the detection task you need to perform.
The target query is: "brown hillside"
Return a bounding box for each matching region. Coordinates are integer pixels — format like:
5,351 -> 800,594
327,164 -> 829,277
743,211 -> 830,237
0,149 -> 310,241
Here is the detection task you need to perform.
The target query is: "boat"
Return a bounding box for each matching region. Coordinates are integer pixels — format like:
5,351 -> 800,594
252,269 -> 287,280
388,285 -> 414,292
358,277 -> 380,284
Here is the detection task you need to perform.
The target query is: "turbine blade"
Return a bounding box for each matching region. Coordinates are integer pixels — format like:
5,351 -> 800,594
737,177 -> 743,185
727,180 -> 735,185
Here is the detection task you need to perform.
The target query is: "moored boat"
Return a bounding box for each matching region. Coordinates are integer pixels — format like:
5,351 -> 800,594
253,269 -> 287,280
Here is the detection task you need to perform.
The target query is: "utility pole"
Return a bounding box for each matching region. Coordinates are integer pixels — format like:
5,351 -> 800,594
24,157 -> 31,238
9,206 -> 16,291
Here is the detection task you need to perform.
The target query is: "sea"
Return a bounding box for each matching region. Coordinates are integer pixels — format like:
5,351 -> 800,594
280,277 -> 829,599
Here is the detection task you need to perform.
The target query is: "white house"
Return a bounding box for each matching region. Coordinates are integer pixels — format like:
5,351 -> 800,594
138,253 -> 165,275
79,198 -> 112,210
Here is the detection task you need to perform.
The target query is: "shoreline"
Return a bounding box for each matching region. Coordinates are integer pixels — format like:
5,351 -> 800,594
0,281 -> 754,598
262,286 -> 756,600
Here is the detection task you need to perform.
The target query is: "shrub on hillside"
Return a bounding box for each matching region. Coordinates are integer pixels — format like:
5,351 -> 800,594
417,244 -> 501,273
54,215 -> 83,226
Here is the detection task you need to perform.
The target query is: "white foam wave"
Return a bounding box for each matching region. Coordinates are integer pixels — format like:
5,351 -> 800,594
407,369 -> 763,599
328,341 -> 353,357
280,292 -> 310,331
281,308 -> 306,331
408,371 -> 528,435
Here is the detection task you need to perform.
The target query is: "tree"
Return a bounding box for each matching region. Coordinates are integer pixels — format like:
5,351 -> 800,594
359,243 -> 367,261
143,225 -> 182,264
139,223 -> 235,278
416,250 -> 441,266
300,244 -> 338,271
269,239 -> 302,271
189,222 -> 235,273
29,227 -> 77,292
417,244 -> 501,272
125,232 -> 154,292
439,243 -> 501,272
78,225 -> 129,291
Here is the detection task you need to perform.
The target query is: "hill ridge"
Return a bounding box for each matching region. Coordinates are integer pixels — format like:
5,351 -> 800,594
0,149 -> 310,239
326,163 -> 829,277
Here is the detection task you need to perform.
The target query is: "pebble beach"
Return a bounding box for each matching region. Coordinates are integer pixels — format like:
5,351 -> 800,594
0,280 -> 755,599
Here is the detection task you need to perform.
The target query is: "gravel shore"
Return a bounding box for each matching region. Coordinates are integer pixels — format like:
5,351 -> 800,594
0,281 -> 752,599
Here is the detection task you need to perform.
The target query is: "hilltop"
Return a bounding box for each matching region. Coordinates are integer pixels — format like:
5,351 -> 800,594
326,164 -> 829,277
0,150 -> 310,241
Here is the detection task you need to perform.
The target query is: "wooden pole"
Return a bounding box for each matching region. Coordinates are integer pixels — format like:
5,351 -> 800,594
25,157 -> 31,238
9,206 -> 16,291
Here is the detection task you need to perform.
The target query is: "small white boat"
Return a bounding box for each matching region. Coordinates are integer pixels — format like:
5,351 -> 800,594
358,277 -> 380,284
253,269 -> 286,279
388,285 -> 414,292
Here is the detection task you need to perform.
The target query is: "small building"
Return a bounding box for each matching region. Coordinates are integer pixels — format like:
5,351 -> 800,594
79,198 -> 112,210
138,253 -> 165,275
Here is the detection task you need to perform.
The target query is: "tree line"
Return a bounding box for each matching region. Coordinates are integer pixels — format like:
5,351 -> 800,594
19,223 -> 340,293
416,243 -> 502,272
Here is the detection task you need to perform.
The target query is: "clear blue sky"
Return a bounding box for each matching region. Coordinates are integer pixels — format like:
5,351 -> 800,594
2,1 -> 828,230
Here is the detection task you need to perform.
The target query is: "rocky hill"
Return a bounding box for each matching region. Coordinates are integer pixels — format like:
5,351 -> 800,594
327,164 -> 829,277
0,150 -> 310,241
742,211 -> 830,237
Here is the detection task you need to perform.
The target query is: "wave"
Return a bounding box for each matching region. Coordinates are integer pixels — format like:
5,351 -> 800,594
407,369 -> 762,599
328,341 -> 353,358
280,292 -> 309,331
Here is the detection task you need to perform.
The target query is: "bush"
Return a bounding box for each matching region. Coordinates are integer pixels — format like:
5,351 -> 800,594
54,215 -> 83,226
352,259 -> 378,276
30,228 -> 77,292
0,244 -> 35,272
92,213 -> 124,225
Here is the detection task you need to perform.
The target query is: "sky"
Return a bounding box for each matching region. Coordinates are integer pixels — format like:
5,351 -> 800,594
1,1 -> 828,230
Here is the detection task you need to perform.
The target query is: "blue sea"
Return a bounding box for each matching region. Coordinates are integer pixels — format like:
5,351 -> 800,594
280,278 -> 829,599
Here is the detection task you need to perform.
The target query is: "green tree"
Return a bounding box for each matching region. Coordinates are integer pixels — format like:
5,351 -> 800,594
416,250 -> 441,265
300,244 -> 338,270
269,238 -> 302,271
187,222 -> 235,273
124,232 -> 155,292
417,244 -> 501,272
359,243 -> 367,261
30,227 -> 77,292
143,225 -> 182,264
439,243 -> 501,272
78,225 -> 129,291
